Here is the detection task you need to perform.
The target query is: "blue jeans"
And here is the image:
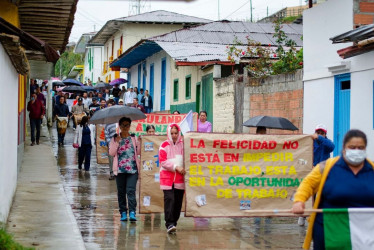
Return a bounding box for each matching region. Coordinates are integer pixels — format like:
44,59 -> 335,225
30,118 -> 41,143
145,107 -> 152,113
78,144 -> 92,170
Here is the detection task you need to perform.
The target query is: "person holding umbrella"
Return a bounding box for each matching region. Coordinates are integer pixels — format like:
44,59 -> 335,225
109,117 -> 140,221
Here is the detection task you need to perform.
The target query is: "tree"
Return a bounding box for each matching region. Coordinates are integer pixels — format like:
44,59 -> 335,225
54,47 -> 83,78
226,20 -> 303,78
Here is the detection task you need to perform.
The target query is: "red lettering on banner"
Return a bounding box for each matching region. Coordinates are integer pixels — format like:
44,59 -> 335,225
168,116 -> 174,123
221,140 -> 228,148
175,116 -> 182,123
161,116 -> 167,124
190,154 -> 197,163
146,114 -> 154,123
191,139 -> 205,148
136,123 -> 143,131
228,140 -> 236,149
213,140 -> 220,148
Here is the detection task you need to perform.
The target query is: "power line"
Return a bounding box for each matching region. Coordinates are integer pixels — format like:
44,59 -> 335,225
224,0 -> 251,19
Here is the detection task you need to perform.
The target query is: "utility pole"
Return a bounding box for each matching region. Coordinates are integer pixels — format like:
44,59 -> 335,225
267,6 -> 269,17
250,0 -> 253,22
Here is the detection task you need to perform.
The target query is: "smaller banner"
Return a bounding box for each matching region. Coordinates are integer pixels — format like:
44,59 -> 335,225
96,124 -> 109,164
130,113 -> 198,136
139,135 -> 166,213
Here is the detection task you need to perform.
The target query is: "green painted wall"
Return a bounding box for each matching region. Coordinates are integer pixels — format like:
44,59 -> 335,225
170,102 -> 196,114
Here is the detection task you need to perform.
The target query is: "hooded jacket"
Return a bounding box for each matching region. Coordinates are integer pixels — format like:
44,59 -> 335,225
159,123 -> 185,190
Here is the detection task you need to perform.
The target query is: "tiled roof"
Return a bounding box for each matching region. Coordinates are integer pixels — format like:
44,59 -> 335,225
330,24 -> 374,43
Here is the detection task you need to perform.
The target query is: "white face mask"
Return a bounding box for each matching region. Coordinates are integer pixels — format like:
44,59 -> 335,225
344,149 -> 366,165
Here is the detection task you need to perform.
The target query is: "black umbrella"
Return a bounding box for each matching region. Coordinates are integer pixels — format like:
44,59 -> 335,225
243,116 -> 298,131
63,85 -> 86,93
63,78 -> 83,86
52,80 -> 65,87
83,86 -> 97,92
94,82 -> 112,89
89,105 -> 146,124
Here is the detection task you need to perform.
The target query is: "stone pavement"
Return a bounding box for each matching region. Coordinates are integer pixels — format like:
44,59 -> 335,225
6,125 -> 85,249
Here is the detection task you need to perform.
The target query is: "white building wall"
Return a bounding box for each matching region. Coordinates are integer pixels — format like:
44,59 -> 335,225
0,44 -> 19,224
303,0 -> 353,81
303,0 -> 374,158
102,23 -> 185,82
129,51 -> 171,112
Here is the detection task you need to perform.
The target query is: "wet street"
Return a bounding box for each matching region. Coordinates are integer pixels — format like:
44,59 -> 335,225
51,125 -> 306,249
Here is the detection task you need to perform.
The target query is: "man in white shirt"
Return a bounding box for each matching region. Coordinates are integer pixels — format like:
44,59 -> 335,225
82,92 -> 92,107
125,86 -> 134,106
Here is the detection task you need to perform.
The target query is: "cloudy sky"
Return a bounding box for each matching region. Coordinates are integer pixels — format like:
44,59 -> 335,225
70,0 -> 305,42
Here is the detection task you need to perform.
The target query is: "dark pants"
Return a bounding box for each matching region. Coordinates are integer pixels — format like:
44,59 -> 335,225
78,144 -> 92,170
163,186 -> 184,229
56,122 -> 66,144
145,107 -> 152,113
114,97 -> 119,104
116,173 -> 138,214
30,118 -> 41,143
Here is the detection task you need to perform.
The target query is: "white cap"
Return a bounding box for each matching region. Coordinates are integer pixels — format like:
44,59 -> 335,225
109,95 -> 114,99
315,124 -> 327,133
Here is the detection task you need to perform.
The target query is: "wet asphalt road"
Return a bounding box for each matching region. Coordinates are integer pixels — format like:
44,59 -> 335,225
51,125 -> 306,249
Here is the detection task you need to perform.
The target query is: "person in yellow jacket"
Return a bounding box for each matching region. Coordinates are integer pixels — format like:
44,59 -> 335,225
291,129 -> 374,250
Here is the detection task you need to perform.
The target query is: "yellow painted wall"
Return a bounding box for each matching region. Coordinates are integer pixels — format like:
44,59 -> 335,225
0,1 -> 19,28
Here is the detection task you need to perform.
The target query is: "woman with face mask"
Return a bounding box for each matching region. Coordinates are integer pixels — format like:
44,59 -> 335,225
291,129 -> 374,250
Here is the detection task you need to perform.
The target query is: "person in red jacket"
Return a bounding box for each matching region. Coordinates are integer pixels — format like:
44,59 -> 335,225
159,123 -> 185,234
27,93 -> 45,145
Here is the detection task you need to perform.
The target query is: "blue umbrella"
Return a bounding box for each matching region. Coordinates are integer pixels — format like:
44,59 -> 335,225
63,78 -> 83,86
83,86 -> 97,92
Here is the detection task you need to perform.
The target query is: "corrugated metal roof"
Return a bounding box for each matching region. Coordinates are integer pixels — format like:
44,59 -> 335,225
89,10 -> 211,45
111,20 -> 302,67
150,21 -> 303,46
114,10 -> 211,24
330,24 -> 374,43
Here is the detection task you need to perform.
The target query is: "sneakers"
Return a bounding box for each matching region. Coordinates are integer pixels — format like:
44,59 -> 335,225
36,140 -> 39,145
167,225 -> 176,234
30,142 -> 35,146
120,212 -> 127,221
298,217 -> 306,226
129,211 -> 137,221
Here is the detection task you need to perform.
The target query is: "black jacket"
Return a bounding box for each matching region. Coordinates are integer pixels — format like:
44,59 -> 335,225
54,103 -> 70,117
141,95 -> 153,109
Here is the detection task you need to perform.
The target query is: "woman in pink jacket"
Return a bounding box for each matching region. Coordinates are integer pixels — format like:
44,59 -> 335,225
159,123 -> 185,234
109,117 -> 140,221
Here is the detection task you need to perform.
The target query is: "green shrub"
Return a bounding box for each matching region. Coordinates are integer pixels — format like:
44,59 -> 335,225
0,229 -> 34,250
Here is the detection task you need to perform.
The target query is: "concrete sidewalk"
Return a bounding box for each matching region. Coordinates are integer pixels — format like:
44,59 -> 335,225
6,125 -> 85,249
